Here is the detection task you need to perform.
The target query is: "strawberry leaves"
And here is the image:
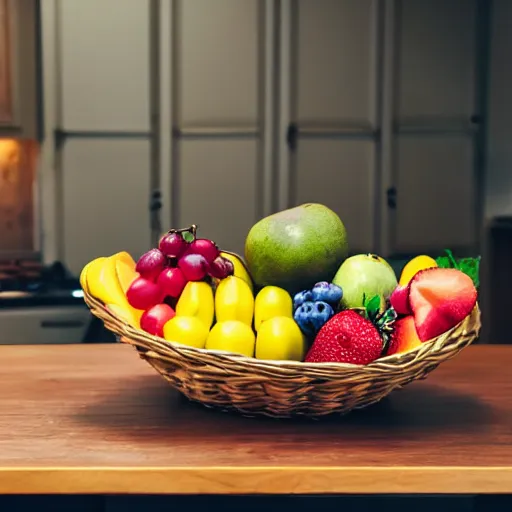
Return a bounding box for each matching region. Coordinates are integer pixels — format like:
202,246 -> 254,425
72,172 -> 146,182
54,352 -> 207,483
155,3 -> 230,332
436,249 -> 480,288
360,294 -> 397,354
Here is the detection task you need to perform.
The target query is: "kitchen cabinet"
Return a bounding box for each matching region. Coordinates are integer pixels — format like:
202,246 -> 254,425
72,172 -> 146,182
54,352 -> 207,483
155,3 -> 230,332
0,0 -> 39,138
41,0 -> 486,273
389,0 -> 480,255
62,139 -> 151,274
279,0 -> 484,257
59,0 -> 150,132
281,0 -> 379,254
0,305 -> 90,345
44,0 -> 152,275
171,0 -> 267,254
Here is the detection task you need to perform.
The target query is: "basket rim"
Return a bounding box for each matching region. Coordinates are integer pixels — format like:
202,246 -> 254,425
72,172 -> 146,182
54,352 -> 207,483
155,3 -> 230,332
84,289 -> 481,371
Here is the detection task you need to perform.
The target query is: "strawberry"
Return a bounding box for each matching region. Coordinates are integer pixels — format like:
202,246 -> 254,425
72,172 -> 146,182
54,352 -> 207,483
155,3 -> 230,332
389,284 -> 412,316
305,310 -> 383,365
387,315 -> 422,356
409,267 -> 477,342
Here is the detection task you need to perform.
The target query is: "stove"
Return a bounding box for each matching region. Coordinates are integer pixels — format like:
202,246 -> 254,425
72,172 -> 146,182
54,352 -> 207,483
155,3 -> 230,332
0,260 -> 103,344
0,260 -> 84,306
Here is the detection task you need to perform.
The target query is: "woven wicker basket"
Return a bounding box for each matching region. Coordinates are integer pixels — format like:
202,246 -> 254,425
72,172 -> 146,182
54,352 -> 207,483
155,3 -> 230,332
84,290 -> 481,418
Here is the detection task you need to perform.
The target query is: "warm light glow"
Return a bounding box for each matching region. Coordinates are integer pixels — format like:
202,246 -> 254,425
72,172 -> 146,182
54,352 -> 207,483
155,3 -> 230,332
0,138 -> 38,253
0,138 -> 21,176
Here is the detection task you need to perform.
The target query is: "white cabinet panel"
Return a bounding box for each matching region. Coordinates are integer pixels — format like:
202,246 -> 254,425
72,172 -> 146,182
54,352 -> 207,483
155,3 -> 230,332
294,140 -> 375,253
397,0 -> 476,119
178,0 -> 259,126
62,139 -> 151,275
394,136 -> 475,252
60,0 -> 150,131
296,0 -> 377,124
177,140 -> 258,255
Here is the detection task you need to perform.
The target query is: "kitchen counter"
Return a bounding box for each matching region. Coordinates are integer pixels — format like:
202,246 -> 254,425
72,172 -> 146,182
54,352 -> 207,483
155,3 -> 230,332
0,344 -> 511,497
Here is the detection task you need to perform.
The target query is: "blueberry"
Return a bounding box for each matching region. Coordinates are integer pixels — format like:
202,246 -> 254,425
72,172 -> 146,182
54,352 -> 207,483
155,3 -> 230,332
293,289 -> 313,311
311,281 -> 343,305
309,301 -> 334,331
293,300 -> 334,337
293,301 -> 317,337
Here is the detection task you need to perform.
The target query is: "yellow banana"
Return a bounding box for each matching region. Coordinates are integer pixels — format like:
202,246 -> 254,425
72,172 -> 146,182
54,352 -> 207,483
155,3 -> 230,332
84,255 -> 143,328
111,251 -> 136,269
220,251 -> 254,293
215,275 -> 254,326
80,258 -> 105,294
176,281 -> 215,328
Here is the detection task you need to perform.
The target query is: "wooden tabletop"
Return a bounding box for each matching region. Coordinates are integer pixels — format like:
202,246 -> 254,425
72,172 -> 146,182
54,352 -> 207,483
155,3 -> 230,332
0,344 -> 511,495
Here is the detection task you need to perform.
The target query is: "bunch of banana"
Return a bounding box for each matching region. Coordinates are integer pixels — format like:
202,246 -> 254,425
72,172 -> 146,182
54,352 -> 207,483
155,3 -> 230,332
80,251 -> 142,328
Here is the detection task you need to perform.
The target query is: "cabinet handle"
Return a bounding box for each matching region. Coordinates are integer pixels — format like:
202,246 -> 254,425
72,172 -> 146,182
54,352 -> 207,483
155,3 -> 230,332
387,187 -> 397,209
286,123 -> 298,152
41,320 -> 85,329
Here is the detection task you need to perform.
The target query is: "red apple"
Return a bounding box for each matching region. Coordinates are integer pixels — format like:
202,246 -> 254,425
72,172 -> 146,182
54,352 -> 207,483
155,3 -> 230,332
126,276 -> 163,310
157,267 -> 187,298
140,303 -> 176,337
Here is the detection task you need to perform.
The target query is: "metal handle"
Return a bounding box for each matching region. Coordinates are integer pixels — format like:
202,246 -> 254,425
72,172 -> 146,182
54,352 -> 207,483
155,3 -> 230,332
387,187 -> 397,209
286,123 -> 298,152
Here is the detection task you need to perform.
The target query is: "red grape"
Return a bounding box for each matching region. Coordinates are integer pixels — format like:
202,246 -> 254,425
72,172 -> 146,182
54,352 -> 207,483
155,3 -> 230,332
208,256 -> 234,279
159,232 -> 187,258
157,267 -> 187,298
183,238 -> 219,263
178,253 -> 209,281
136,248 -> 166,281
126,276 -> 163,310
140,303 -> 175,337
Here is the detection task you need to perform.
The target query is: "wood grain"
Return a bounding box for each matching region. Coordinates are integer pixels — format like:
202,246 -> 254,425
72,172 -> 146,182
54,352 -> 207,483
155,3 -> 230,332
0,344 -> 510,495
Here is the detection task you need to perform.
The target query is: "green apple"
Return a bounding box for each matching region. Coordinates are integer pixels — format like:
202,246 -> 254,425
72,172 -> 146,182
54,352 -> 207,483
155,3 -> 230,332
332,254 -> 397,309
245,203 -> 349,294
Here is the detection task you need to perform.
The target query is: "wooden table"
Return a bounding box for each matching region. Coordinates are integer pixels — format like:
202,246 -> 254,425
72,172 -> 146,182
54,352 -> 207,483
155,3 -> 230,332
0,344 -> 511,509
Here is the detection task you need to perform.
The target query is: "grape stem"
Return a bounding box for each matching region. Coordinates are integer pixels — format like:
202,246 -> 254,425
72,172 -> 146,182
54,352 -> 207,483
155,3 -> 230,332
165,224 -> 197,238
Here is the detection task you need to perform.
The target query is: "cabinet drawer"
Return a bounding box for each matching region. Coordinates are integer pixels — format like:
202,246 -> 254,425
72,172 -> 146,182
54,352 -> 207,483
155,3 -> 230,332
0,306 -> 91,344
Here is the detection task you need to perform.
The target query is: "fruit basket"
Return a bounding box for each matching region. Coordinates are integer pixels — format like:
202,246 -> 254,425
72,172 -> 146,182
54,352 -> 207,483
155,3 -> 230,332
81,205 -> 482,419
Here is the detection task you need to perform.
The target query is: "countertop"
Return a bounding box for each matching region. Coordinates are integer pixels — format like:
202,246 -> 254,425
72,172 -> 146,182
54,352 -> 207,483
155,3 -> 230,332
0,344 -> 510,495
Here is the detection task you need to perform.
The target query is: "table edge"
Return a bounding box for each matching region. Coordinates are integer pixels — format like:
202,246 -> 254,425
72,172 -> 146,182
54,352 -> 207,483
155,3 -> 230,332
0,466 -> 511,495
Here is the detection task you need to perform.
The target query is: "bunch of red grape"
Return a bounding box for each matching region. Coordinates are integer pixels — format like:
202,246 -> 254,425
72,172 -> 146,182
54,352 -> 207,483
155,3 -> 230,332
125,227 -> 234,336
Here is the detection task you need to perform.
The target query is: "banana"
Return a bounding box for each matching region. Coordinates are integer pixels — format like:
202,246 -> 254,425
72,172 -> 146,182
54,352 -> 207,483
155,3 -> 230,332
111,251 -> 136,269
84,254 -> 143,328
220,251 -> 254,293
80,257 -> 105,294
176,281 -> 215,328
115,259 -> 139,294
215,275 -> 254,326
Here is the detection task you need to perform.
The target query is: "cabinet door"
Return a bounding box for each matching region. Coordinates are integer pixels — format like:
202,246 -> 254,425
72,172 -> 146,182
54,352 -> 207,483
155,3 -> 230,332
51,0 -> 153,273
0,0 -> 12,124
62,139 -> 151,276
390,0 -> 479,254
284,0 -> 380,254
171,0 -> 265,255
59,0 -> 150,131
0,0 -> 38,137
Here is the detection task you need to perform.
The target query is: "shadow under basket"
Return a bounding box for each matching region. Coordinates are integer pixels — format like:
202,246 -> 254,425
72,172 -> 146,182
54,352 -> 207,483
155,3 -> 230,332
84,291 -> 481,419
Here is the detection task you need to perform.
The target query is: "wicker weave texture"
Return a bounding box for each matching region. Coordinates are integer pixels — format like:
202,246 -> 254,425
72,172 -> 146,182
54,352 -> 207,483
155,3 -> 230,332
84,291 -> 481,418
